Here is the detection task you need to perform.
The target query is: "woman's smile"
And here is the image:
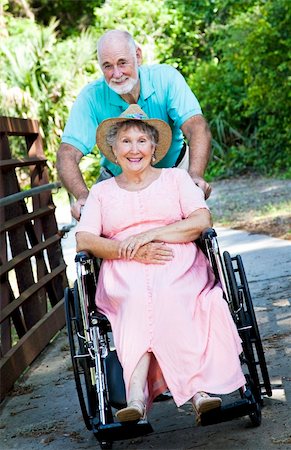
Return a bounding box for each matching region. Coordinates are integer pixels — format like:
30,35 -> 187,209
127,157 -> 142,163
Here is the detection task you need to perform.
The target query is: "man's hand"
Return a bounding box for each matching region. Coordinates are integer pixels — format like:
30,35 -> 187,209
189,174 -> 212,199
71,197 -> 88,221
181,115 -> 212,199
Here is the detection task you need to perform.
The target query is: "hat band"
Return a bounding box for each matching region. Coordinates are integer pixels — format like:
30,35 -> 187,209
120,113 -> 148,120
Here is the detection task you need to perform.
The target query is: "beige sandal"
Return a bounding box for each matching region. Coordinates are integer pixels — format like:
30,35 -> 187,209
115,400 -> 146,422
192,391 -> 222,415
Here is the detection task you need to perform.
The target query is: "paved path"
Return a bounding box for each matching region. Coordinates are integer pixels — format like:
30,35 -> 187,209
1,223 -> 290,449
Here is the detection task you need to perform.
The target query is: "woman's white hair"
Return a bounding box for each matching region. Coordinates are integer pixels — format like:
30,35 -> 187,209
106,121 -> 159,149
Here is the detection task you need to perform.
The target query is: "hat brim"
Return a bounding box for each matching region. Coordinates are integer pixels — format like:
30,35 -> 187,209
96,117 -> 172,165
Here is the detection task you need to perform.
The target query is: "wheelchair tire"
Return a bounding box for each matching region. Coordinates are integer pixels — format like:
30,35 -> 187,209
244,375 -> 262,427
223,252 -> 272,403
235,255 -> 272,398
65,286 -> 97,430
72,283 -> 115,439
249,407 -> 262,427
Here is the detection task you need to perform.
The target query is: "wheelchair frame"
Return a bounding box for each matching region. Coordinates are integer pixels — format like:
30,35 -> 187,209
65,228 -> 272,448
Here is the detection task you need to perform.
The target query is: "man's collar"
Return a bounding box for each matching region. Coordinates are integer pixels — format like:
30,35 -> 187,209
138,66 -> 154,101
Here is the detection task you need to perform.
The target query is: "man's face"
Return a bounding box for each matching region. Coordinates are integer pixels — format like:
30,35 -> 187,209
99,40 -> 140,95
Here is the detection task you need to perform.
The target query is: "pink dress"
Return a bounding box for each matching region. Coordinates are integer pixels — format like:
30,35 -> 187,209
76,168 -> 246,407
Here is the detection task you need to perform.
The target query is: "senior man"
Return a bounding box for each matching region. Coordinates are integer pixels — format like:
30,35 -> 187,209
57,29 -> 212,220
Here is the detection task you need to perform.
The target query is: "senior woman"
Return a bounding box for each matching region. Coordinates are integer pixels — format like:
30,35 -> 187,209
75,104 -> 246,423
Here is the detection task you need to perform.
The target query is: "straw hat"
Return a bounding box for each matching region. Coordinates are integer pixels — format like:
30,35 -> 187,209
96,104 -> 172,164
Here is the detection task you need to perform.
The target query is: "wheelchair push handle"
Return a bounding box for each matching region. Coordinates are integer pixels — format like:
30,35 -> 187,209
75,251 -> 93,263
201,227 -> 217,241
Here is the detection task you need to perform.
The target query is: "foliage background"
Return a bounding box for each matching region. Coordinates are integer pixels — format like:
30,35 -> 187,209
1,0 -> 290,185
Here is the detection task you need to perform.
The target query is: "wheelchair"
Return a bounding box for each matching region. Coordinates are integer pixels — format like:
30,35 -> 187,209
64,228 -> 272,449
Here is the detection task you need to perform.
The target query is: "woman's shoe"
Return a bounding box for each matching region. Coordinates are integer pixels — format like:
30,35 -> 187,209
192,391 -> 222,415
115,400 -> 146,422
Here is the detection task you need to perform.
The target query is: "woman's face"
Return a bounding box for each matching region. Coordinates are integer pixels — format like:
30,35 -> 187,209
113,125 -> 155,173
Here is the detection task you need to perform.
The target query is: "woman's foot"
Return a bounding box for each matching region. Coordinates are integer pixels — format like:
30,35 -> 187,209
115,400 -> 146,422
192,391 -> 222,415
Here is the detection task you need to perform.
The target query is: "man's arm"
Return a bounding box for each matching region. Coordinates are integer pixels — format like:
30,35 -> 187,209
181,115 -> 212,198
56,143 -> 89,220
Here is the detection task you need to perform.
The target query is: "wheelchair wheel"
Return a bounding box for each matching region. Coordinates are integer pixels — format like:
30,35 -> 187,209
72,283 -> 114,426
244,375 -> 262,427
65,286 -> 97,430
223,252 -> 272,404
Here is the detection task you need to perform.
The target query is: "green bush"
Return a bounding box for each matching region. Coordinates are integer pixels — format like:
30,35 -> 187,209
0,15 -> 99,178
191,0 -> 291,179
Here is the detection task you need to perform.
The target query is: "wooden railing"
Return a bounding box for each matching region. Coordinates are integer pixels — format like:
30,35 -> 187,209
0,116 -> 68,400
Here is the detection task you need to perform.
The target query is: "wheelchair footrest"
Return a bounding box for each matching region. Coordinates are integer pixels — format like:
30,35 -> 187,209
92,419 -> 153,442
200,399 -> 259,426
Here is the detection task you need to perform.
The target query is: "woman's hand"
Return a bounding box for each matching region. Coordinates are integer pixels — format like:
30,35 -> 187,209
133,242 -> 174,264
119,231 -> 158,260
119,231 -> 154,259
118,207 -> 211,259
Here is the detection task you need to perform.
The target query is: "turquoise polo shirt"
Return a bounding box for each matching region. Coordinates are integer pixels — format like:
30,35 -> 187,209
62,64 -> 202,176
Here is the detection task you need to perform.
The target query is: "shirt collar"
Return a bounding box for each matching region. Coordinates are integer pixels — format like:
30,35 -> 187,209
138,66 -> 155,103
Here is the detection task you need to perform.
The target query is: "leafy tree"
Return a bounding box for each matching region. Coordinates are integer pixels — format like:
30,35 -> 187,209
234,0 -> 291,175
155,0 -> 260,76
92,0 -> 174,63
7,0 -> 104,37
192,0 -> 291,177
0,15 -> 99,177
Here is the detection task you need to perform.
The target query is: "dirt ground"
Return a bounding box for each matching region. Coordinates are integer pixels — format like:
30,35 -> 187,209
207,175 -> 291,240
1,176 -> 290,449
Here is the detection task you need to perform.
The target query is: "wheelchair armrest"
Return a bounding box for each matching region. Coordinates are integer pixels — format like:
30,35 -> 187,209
201,227 -> 217,241
75,251 -> 94,263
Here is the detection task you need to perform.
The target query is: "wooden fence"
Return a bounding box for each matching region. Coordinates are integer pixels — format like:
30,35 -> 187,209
0,116 -> 68,400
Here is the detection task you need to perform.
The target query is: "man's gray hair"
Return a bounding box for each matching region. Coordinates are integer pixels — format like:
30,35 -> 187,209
97,30 -> 137,62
